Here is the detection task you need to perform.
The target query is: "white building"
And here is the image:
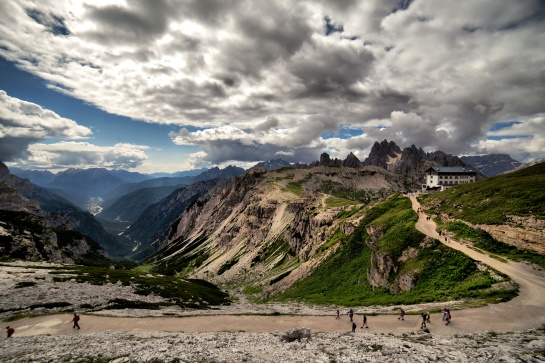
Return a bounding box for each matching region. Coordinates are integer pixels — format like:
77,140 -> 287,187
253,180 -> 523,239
423,166 -> 476,191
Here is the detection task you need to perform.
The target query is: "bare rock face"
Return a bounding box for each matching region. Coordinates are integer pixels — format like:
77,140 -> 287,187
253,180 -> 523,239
280,327 -> 311,342
367,252 -> 396,288
154,166 -> 408,292
362,139 -> 402,169
477,216 -> 545,254
0,182 -> 42,215
342,152 -> 362,168
397,273 -> 418,292
319,153 -> 332,166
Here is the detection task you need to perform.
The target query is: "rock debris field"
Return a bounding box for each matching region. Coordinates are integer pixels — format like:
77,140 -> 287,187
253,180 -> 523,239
2,328 -> 545,363
1,262 -> 545,362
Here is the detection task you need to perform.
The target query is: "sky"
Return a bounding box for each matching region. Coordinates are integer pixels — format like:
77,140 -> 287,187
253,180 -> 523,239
0,0 -> 544,174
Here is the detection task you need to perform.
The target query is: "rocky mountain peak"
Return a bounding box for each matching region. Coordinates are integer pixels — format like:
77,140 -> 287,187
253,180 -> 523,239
319,153 -> 332,166
362,139 -> 402,169
342,152 -> 362,168
0,161 -> 9,176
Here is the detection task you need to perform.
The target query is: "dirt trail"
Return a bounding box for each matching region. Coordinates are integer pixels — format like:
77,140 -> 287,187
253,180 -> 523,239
8,196 -> 545,338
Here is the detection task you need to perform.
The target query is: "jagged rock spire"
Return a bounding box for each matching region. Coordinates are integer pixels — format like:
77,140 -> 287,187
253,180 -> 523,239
362,139 -> 402,169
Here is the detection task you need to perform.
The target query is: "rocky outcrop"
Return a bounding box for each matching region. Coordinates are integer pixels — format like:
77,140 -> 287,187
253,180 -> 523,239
280,327 -> 312,342
476,216 -> 545,254
0,210 -> 107,262
0,182 -> 42,215
0,162 -> 114,260
365,227 -> 424,293
368,252 -> 396,288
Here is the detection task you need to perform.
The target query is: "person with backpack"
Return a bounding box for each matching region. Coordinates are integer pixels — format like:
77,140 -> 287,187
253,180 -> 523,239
420,313 -> 427,329
71,313 -> 81,329
361,313 -> 368,329
348,308 -> 354,322
445,309 -> 451,325
6,326 -> 14,338
398,308 -> 405,321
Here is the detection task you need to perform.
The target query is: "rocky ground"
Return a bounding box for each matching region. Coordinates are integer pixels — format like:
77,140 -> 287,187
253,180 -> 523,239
2,328 -> 545,362
0,261 -> 466,319
2,261 -> 545,362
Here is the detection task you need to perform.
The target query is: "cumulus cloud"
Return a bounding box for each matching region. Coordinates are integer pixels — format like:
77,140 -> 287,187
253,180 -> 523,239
0,90 -> 91,160
16,142 -> 149,170
169,125 -> 325,164
473,114 -> 545,162
0,0 -> 544,167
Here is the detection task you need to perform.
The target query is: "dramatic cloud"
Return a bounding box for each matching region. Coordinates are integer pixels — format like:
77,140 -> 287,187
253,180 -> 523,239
17,142 -> 149,170
169,125 -> 324,164
0,90 -> 91,160
1,0 -> 544,167
474,114 -> 545,162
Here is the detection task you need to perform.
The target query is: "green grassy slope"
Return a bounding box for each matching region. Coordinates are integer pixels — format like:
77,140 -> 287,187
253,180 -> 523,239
420,162 -> 545,224
273,196 -> 515,306
420,162 -> 545,268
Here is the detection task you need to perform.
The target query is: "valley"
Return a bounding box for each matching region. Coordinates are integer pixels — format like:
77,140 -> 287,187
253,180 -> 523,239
1,146 -> 544,362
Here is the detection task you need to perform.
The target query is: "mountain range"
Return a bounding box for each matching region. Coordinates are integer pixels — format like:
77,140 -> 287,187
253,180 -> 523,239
2,139 -> 538,293
459,154 -> 523,176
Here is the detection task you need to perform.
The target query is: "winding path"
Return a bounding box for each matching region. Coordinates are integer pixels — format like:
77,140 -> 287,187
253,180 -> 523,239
7,196 -> 545,338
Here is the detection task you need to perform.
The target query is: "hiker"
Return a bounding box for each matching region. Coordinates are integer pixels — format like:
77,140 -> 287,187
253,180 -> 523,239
445,309 -> 451,325
351,321 -> 357,333
361,313 -> 368,328
426,312 -> 431,324
398,308 -> 405,321
348,309 -> 354,322
443,308 -> 451,325
420,313 -> 427,329
71,313 -> 81,329
6,326 -> 14,338
336,309 -> 340,319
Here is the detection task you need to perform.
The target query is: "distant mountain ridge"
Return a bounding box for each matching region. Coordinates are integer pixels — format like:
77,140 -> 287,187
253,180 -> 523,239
0,162 -> 131,259
460,154 -> 522,176
250,159 -> 292,171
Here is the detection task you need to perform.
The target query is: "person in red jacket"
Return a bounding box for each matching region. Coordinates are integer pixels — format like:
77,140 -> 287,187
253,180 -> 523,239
71,313 -> 81,329
6,326 -> 14,338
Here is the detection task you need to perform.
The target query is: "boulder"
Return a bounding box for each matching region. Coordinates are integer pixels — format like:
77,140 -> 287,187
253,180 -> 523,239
280,327 -> 311,342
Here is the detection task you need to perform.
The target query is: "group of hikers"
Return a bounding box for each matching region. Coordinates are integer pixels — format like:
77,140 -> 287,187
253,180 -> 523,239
5,313 -> 80,338
340,307 -> 452,332
341,309 -> 369,332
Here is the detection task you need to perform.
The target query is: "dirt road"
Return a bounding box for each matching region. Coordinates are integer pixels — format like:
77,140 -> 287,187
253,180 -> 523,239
8,196 -> 545,338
